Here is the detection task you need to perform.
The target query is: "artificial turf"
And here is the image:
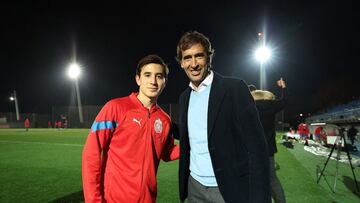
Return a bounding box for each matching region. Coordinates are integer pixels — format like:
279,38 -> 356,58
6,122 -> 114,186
276,133 -> 360,203
0,129 -> 359,202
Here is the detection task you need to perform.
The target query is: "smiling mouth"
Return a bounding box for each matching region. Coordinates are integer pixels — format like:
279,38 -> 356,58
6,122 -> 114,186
190,70 -> 201,75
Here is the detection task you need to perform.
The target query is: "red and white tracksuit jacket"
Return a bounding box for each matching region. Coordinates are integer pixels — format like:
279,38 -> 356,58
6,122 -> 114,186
82,93 -> 179,203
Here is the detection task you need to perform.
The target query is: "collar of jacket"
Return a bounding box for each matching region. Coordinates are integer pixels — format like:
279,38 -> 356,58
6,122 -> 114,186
129,92 -> 159,114
183,71 -> 226,138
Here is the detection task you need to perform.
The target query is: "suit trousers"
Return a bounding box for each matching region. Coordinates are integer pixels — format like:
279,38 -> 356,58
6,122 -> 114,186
188,175 -> 225,203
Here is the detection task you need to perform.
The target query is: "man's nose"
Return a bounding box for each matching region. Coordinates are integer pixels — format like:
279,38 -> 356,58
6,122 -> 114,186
190,57 -> 197,67
150,75 -> 157,84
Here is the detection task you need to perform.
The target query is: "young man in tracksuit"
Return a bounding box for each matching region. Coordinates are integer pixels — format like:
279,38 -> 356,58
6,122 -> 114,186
82,54 -> 179,203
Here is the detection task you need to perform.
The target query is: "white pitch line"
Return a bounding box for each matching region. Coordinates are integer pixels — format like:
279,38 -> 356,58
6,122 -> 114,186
0,140 -> 84,147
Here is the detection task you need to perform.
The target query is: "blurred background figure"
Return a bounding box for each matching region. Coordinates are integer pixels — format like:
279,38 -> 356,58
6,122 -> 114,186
348,125 -> 358,148
251,78 -> 288,203
314,126 -> 323,143
57,120 -> 62,130
24,118 -> 30,131
298,123 -> 309,141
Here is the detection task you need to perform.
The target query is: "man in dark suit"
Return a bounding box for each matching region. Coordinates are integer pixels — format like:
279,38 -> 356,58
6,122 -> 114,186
176,31 -> 271,203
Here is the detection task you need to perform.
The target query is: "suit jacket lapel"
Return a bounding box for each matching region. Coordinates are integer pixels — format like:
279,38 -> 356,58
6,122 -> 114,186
181,87 -> 191,129
208,72 -> 226,138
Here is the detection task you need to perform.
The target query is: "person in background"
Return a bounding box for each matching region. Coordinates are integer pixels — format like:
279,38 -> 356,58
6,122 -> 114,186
176,31 -> 270,203
63,119 -> 68,129
348,125 -> 358,146
251,78 -> 288,203
314,126 -> 323,143
298,123 -> 309,141
24,118 -> 30,131
82,54 -> 179,203
57,120 -> 62,129
303,124 -> 310,141
290,127 -> 295,134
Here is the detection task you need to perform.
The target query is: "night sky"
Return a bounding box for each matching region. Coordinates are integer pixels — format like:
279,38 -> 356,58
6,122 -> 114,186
1,0 -> 358,124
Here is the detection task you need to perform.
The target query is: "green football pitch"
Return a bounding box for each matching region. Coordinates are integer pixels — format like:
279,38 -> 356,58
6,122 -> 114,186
0,129 -> 359,202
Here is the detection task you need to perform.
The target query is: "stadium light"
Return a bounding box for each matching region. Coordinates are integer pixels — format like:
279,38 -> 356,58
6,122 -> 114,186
255,46 -> 271,63
67,62 -> 84,123
254,32 -> 272,90
9,90 -> 20,121
68,63 -> 81,79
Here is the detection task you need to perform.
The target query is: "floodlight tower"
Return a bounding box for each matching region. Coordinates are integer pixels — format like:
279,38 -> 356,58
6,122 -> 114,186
254,32 -> 271,90
9,90 -> 20,121
68,63 -> 84,123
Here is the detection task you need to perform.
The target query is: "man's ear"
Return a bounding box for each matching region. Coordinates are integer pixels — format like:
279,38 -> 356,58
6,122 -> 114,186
135,75 -> 140,86
180,62 -> 186,69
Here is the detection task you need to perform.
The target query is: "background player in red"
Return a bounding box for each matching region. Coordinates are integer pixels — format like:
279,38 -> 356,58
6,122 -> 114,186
314,126 -> 323,143
24,118 -> 30,131
57,120 -> 62,129
298,123 -> 308,141
82,54 -> 179,203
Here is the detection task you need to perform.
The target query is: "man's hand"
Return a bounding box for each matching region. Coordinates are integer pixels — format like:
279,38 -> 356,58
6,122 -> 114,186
277,77 -> 286,88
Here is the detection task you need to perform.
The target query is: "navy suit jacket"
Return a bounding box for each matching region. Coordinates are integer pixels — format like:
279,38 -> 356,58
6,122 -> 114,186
178,72 -> 271,203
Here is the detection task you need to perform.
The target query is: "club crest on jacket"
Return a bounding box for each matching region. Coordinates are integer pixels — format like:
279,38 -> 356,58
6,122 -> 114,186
154,119 -> 162,133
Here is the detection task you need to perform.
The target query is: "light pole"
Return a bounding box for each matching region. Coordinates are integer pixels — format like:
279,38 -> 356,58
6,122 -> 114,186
68,63 -> 84,124
9,90 -> 20,121
254,32 -> 271,90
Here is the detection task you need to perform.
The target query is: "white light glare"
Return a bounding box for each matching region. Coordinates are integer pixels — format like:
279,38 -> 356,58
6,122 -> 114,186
68,63 -> 81,79
310,123 -> 326,126
9,96 -> 15,101
255,46 -> 271,63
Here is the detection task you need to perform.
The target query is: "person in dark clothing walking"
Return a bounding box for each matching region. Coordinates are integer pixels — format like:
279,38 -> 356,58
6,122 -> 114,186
251,78 -> 287,203
348,125 -> 358,146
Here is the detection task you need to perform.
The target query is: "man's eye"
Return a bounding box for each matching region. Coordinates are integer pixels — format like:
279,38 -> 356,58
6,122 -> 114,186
195,54 -> 205,59
183,56 -> 191,61
157,75 -> 164,79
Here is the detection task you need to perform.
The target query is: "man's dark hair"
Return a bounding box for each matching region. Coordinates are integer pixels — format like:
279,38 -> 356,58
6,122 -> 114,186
136,54 -> 169,78
176,31 -> 215,66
